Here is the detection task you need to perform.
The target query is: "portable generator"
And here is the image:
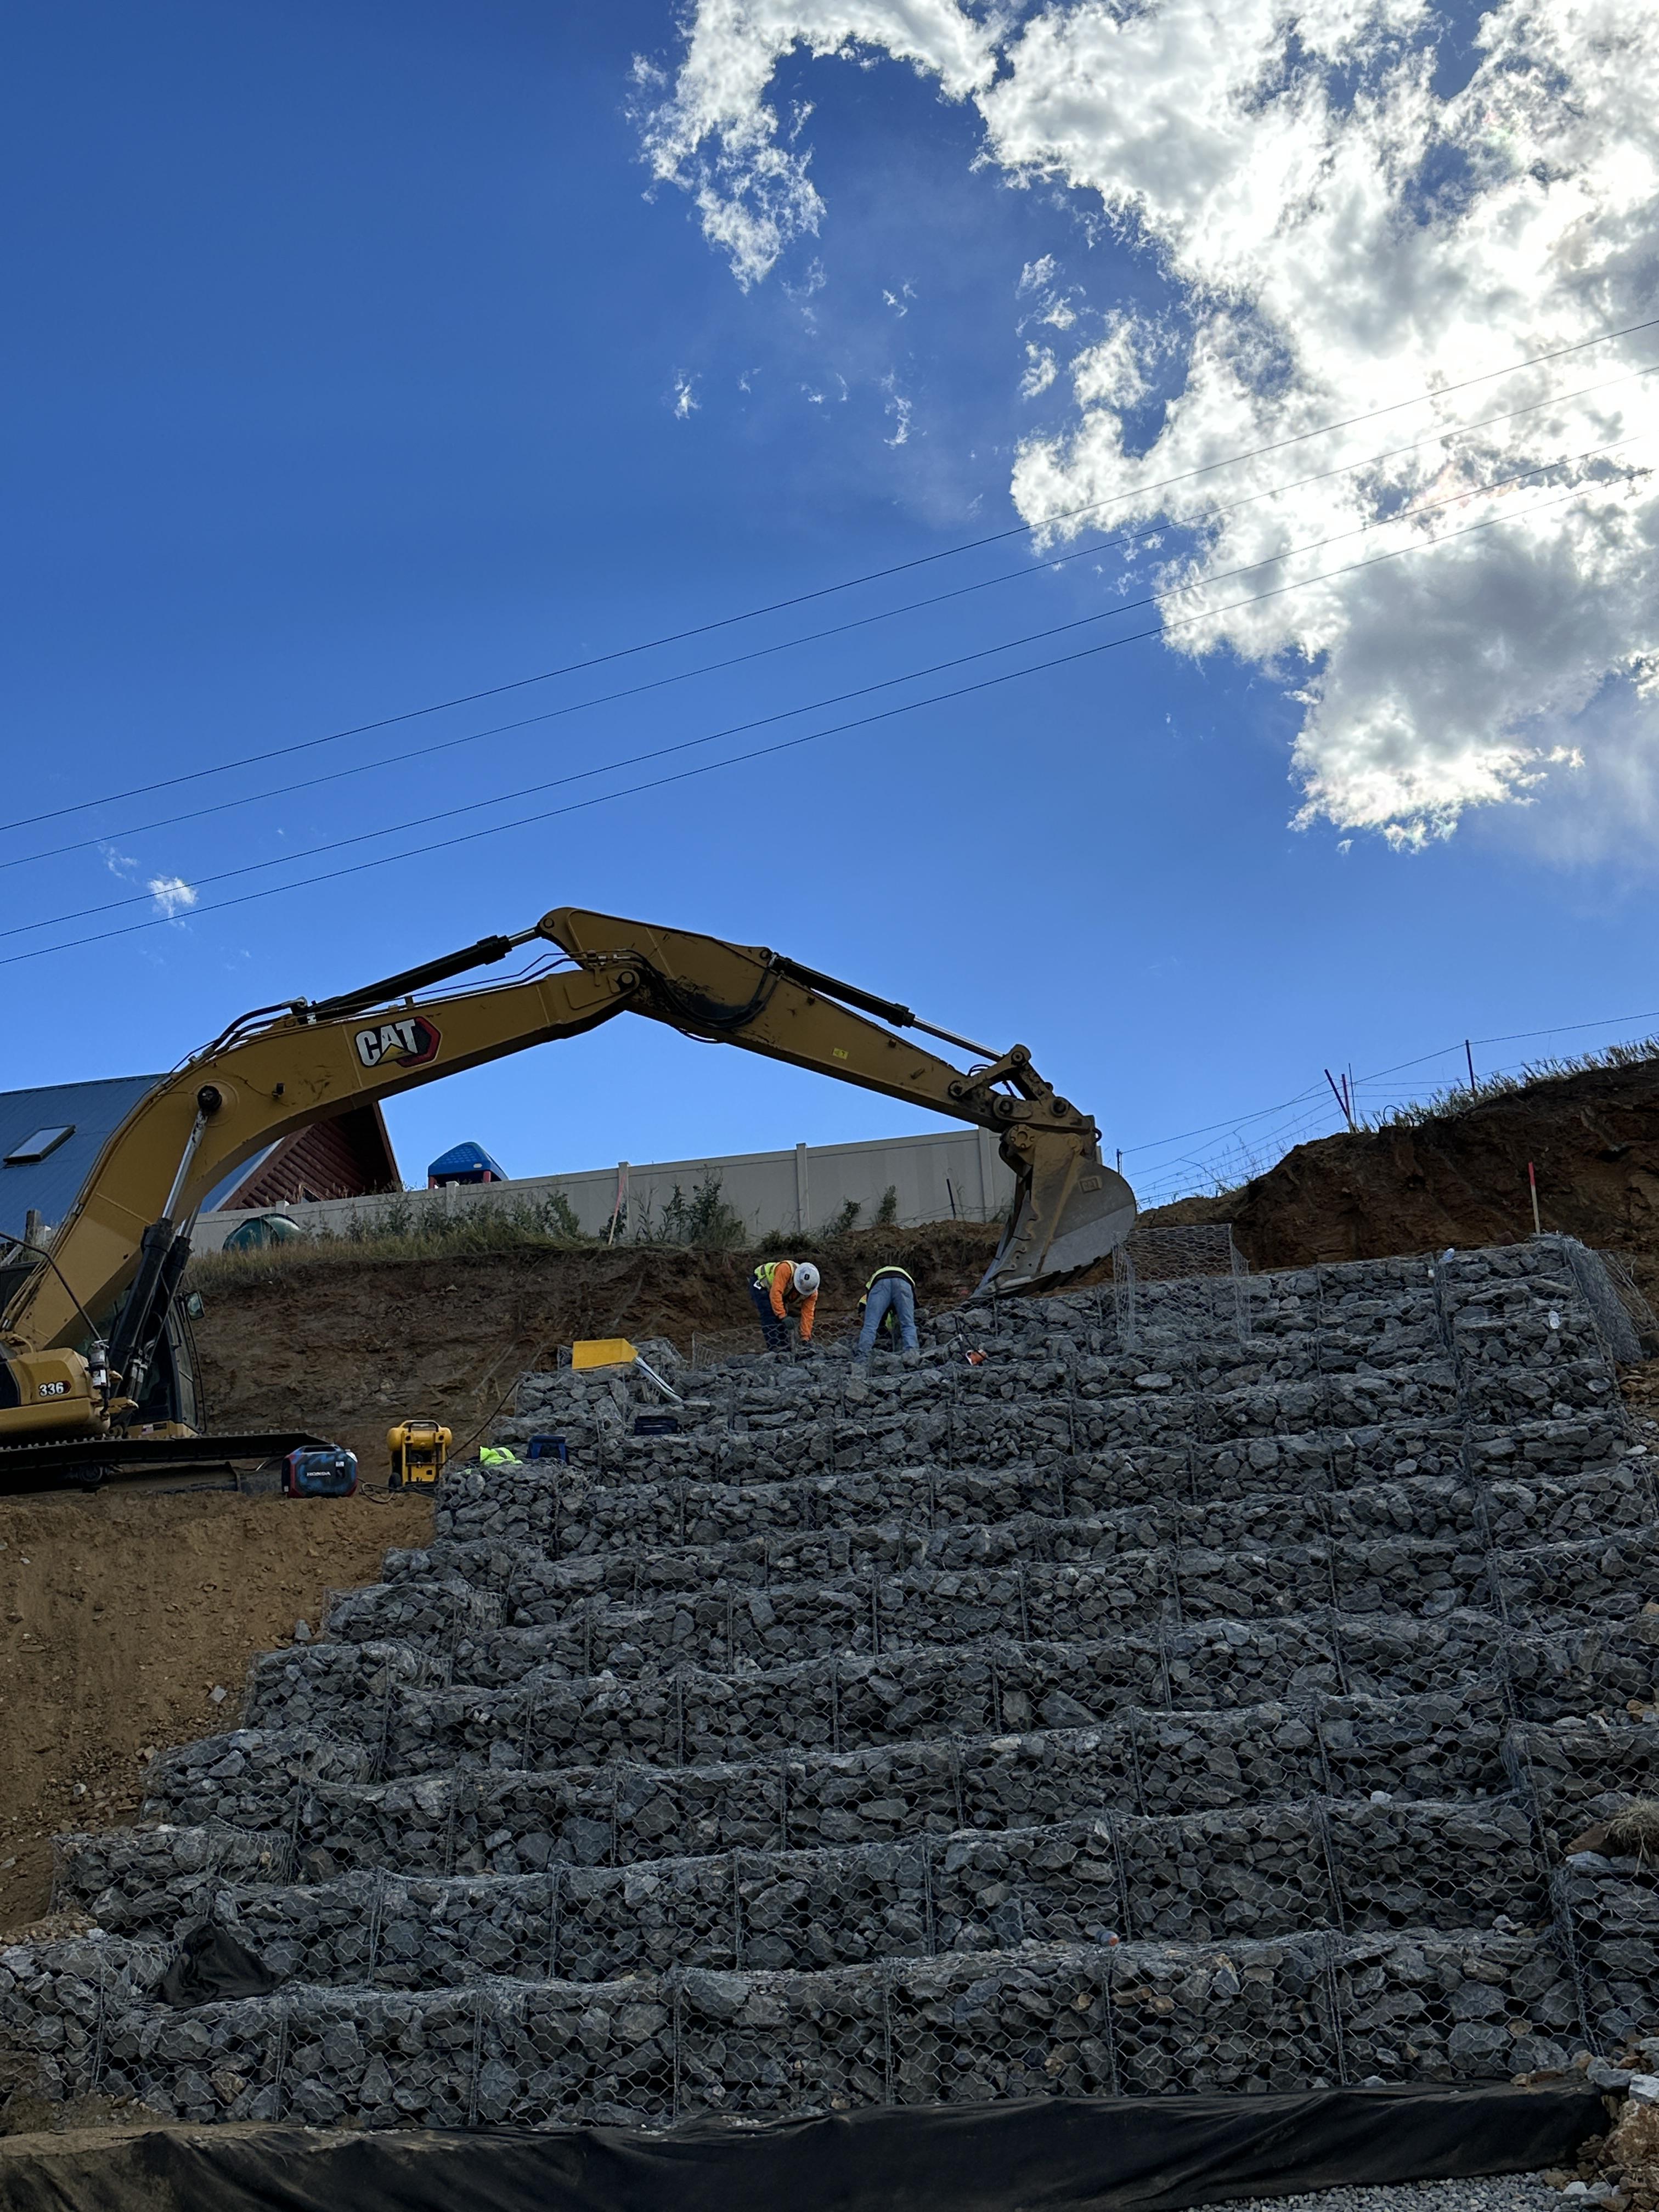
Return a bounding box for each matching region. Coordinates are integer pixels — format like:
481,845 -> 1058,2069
283,1446 -> 358,1498
387,1418 -> 451,1491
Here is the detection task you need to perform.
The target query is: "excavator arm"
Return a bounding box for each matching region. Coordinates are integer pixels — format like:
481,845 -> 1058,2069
1,905 -> 1134,1448
545,908 -> 1133,1288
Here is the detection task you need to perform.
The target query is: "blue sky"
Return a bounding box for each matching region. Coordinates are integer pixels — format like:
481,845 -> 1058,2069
4,0 -> 1657,1207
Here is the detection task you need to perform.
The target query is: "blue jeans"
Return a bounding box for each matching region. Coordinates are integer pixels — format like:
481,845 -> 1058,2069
857,1275 -> 917,1357
749,1279 -> 786,1350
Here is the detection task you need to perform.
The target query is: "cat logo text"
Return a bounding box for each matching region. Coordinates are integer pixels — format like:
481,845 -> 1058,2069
353,1016 -> 442,1070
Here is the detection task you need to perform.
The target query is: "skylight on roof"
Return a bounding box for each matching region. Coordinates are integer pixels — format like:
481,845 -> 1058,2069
3,1125 -> 75,1166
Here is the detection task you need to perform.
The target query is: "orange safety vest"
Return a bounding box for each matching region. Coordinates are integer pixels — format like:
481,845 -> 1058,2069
753,1260 -> 816,1336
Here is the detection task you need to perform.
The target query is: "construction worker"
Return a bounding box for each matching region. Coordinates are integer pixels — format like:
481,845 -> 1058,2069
855,1262 -> 919,1367
751,1258 -> 820,1351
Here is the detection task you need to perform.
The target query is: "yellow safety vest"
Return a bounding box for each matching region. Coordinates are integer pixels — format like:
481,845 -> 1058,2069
754,1261 -> 804,1293
864,1265 -> 915,1293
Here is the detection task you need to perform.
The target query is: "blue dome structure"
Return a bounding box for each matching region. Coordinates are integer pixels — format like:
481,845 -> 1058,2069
427,1141 -> 507,1188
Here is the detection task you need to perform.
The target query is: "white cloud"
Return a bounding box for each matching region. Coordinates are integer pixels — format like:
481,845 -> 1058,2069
640,0 -> 1659,849
882,373 -> 913,444
148,876 -> 198,920
634,3 -> 996,289
672,373 -> 700,418
1020,342 -> 1058,398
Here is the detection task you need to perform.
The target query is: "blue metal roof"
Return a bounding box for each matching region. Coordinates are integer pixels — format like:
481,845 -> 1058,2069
428,1139 -> 507,1181
0,1076 -> 162,1242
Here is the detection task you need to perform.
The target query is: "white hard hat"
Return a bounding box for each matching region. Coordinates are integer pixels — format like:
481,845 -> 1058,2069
793,1262 -> 821,1295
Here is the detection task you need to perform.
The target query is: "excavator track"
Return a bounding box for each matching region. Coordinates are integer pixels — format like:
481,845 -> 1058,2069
0,1430 -> 335,1499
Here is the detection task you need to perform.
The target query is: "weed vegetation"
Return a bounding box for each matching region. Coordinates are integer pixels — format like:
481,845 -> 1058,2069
189,1173 -> 934,1286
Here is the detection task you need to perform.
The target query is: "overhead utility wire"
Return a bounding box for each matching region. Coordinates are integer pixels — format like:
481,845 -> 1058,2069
8,311 -> 1657,839
1120,1081 -> 1333,1159
0,471 -> 1612,973
13,362 -> 1655,881
1355,1010 -> 1659,1088
1128,1009 -> 1659,1193
7,435 -> 1637,948
5,459 -> 1629,950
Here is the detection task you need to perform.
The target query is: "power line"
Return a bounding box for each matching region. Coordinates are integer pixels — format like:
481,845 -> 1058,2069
0,467 -> 1612,973
13,358 -> 1655,881
4,435 -> 1634,948
8,309 -> 1658,840
1126,1009 -> 1659,1201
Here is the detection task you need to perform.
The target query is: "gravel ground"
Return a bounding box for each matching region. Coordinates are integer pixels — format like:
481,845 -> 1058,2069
1224,2179 -> 1568,2212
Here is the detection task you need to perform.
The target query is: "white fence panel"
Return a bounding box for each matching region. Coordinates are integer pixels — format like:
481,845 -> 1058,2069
195,1127 -> 1016,1251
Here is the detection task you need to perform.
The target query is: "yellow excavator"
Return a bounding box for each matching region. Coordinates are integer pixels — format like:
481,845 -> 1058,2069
0,906 -> 1135,1491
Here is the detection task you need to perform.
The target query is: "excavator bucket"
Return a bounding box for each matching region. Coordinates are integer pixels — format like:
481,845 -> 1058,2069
979,1134 -> 1137,1293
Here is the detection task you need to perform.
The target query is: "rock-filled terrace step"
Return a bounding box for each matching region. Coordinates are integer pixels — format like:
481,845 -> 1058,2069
69,1713 -> 1658,1927
0,1926 -> 1602,2128
340,1495 -> 1659,1654
379,1463 -> 1657,1613
437,1412 -> 1634,1550
52,1793 -> 1553,1983
272,1525 -> 1658,1713
114,1684 -> 1524,1901
469,1358 -> 1623,1503
237,1609 -> 1656,1778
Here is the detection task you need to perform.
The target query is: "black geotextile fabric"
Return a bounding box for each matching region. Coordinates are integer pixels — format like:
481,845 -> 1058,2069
157,1923 -> 279,2008
0,2084 -> 1609,2212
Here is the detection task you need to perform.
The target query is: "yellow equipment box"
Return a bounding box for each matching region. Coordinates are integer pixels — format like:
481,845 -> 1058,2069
571,1338 -> 637,1370
387,1418 -> 452,1489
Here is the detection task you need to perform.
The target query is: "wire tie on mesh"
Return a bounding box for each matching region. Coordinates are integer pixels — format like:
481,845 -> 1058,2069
1321,1930 -> 1351,2086
1323,1606 -> 1351,1698
1547,1859 -> 1605,2058
920,1831 -> 938,1957
466,1984 -> 486,2128
269,1997 -> 290,2121
1154,1618 -> 1176,1713
1101,1943 -> 1122,2095
547,1862 -> 563,1980
1161,1545 -> 1184,1628
86,1944 -> 109,2098
1311,1795 -> 1348,1935
371,1652 -> 405,1786
1308,1702 -> 1337,1800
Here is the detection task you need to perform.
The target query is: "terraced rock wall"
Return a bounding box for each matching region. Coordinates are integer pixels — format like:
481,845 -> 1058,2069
4,1237 -> 1656,2131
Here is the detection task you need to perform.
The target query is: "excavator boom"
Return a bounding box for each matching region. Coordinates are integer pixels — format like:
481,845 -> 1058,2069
1,905 -> 1134,1471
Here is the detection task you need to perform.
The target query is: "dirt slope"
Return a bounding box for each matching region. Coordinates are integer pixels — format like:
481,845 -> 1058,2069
1144,1058 -> 1659,1293
0,1486 -> 426,1935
